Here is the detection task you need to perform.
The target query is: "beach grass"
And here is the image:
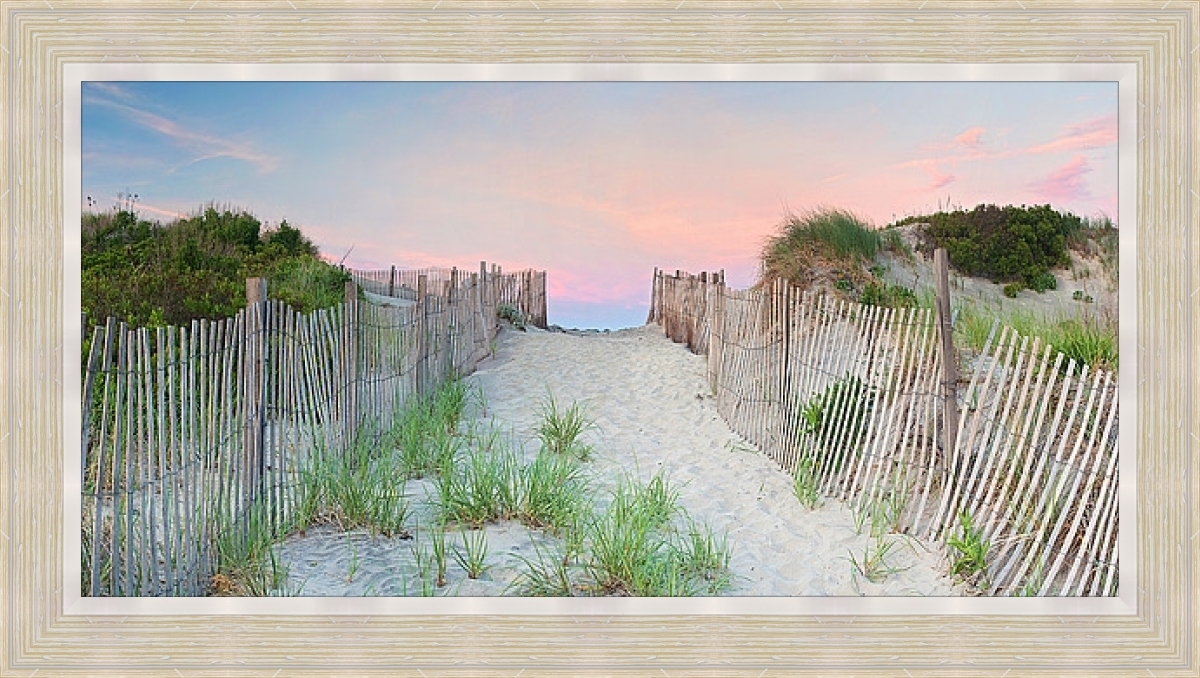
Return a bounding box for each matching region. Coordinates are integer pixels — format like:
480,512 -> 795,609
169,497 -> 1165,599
210,501 -> 291,596
580,471 -> 732,597
451,526 -> 491,579
517,449 -> 590,534
535,393 -> 597,460
954,303 -> 1118,373
946,510 -> 991,589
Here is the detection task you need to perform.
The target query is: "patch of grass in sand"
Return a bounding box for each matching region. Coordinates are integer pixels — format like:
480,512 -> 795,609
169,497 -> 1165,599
675,519 -> 734,591
497,303 -> 527,330
580,471 -> 734,597
435,442 -> 521,527
848,535 -> 909,586
946,510 -> 991,590
508,538 -> 579,596
954,304 -> 1118,373
426,521 -> 449,588
508,471 -> 735,597
451,526 -> 491,579
517,449 -> 590,535
389,376 -> 477,479
210,501 -> 293,596
792,457 -> 822,509
297,424 -> 413,538
535,393 -> 597,460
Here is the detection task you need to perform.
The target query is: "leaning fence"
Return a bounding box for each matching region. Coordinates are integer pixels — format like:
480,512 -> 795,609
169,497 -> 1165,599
648,267 -> 1118,597
351,264 -> 548,329
81,263 -> 546,596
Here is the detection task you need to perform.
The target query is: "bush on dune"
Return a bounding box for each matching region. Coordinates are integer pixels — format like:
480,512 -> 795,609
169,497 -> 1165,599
83,205 -> 349,330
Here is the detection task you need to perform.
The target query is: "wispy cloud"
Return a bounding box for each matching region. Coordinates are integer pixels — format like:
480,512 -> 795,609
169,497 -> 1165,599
1024,115 -> 1117,155
954,127 -> 986,151
903,159 -> 957,191
84,84 -> 279,174
1031,154 -> 1092,201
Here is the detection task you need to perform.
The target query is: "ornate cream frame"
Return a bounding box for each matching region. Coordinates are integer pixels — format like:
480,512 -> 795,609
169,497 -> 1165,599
2,1 -> 1195,675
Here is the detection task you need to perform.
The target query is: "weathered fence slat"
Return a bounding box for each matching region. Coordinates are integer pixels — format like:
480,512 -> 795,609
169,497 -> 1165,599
82,264 -> 541,596
650,265 -> 1118,596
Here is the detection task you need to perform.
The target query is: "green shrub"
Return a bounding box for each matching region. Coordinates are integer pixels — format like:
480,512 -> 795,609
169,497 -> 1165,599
1002,282 -> 1023,298
1027,271 -> 1057,293
497,303 -> 527,330
859,282 -> 918,308
82,206 -> 347,330
797,375 -> 876,473
909,204 -> 1080,289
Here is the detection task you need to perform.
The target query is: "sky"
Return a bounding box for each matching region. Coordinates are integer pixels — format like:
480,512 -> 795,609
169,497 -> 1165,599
82,81 -> 1118,329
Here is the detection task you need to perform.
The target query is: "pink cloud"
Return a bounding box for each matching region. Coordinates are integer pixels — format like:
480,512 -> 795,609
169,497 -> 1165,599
904,160 -> 957,192
1024,115 -> 1117,155
1032,154 -> 1092,201
954,127 -> 986,150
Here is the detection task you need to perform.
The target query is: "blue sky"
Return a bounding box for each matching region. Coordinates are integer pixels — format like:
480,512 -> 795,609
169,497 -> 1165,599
82,80 -> 1118,329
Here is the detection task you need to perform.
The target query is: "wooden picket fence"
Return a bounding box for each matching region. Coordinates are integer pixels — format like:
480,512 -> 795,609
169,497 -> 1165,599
80,264 -> 544,596
648,267 -> 1119,596
352,264 -> 547,329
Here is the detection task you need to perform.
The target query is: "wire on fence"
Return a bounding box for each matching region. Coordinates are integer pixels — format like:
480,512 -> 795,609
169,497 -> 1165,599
649,267 -> 1118,597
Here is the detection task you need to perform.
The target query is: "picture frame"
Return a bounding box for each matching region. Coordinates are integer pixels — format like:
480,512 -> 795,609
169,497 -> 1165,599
3,1 -> 1194,674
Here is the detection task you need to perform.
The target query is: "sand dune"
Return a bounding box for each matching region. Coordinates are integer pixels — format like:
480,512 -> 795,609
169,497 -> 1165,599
273,323 -> 962,597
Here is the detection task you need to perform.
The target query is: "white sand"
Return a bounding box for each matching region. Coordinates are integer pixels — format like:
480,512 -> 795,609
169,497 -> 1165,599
272,323 -> 962,597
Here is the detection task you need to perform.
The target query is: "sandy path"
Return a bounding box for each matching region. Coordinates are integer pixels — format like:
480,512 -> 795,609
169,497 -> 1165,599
272,323 -> 961,596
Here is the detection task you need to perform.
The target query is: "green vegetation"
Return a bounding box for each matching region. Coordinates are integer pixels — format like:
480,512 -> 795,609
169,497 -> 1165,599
759,208 -> 919,308
434,440 -> 522,527
295,424 -> 412,538
535,394 -> 597,460
791,458 -> 821,509
210,501 -> 293,596
83,205 -> 348,330
797,375 -> 877,473
508,470 -> 734,597
761,208 -> 881,289
848,535 -> 906,585
206,380 -> 733,598
497,303 -> 527,330
946,510 -> 991,588
954,304 -> 1118,373
1069,214 -> 1119,287
451,526 -> 491,579
517,449 -> 590,534
899,203 -> 1081,292
387,375 -> 474,479
858,281 -> 918,308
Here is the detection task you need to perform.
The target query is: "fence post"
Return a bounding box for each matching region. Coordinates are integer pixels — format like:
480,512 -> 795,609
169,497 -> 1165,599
389,264 -> 396,297
344,280 -> 359,444
416,274 -> 428,395
647,268 -> 658,324
933,248 -> 959,459
447,268 -> 459,375
245,277 -> 267,512
538,271 -> 548,328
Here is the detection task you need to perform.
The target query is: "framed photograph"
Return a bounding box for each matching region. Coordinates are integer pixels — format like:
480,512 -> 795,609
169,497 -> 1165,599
3,1 -> 1194,674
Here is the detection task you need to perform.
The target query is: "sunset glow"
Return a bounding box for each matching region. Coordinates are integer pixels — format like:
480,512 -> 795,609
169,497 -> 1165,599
83,81 -> 1118,329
